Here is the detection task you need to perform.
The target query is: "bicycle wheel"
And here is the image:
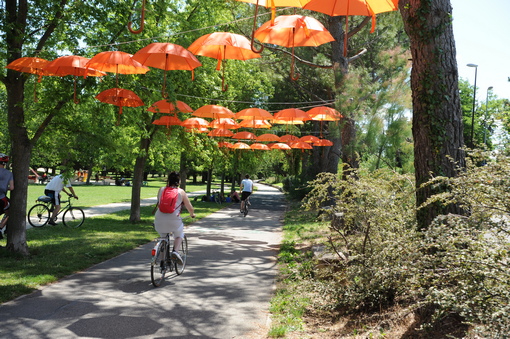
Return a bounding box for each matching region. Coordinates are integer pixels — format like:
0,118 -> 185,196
151,241 -> 168,287
243,202 -> 249,217
175,235 -> 188,275
27,204 -> 51,227
63,207 -> 85,228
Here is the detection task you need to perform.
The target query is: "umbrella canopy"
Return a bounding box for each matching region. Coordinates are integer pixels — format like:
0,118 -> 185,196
231,142 -> 251,150
43,55 -> 106,103
188,32 -> 261,90
209,118 -> 240,129
232,131 -> 257,140
273,108 -> 311,124
6,57 -> 53,101
307,106 -> 343,121
208,128 -> 234,137
289,140 -> 313,149
256,133 -> 281,142
313,139 -> 334,146
235,107 -> 273,120
238,119 -> 272,129
250,143 -> 271,150
300,135 -> 320,143
272,118 -> 304,125
303,0 -> 398,55
279,134 -> 300,143
148,100 -> 193,114
85,51 -> 149,86
181,117 -> 210,129
132,42 -> 202,96
254,15 -> 334,79
95,87 -> 144,122
270,142 -> 292,150
193,104 -> 235,119
152,115 -> 182,126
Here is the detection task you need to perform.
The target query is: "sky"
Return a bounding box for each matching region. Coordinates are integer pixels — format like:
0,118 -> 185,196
450,0 -> 510,100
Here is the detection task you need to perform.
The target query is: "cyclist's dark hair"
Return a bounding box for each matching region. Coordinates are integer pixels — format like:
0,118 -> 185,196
168,171 -> 180,187
245,174 -> 250,179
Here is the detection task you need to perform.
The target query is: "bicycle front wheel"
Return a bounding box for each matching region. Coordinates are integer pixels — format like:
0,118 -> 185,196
27,204 -> 51,227
63,207 -> 85,228
175,235 -> 188,275
151,241 -> 168,287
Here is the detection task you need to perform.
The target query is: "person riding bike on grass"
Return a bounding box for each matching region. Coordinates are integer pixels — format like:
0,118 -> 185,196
0,153 -> 14,240
44,169 -> 78,225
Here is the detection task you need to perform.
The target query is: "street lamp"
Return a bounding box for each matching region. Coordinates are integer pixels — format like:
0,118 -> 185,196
483,86 -> 493,146
467,63 -> 478,147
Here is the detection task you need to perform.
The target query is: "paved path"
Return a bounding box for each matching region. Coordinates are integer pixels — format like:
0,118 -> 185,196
1,183 -> 284,338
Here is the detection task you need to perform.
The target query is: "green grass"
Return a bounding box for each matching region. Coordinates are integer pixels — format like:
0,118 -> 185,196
0,199 -> 226,303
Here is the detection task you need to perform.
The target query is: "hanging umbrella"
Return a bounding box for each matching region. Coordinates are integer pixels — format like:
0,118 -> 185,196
313,139 -> 334,146
6,57 -> 54,101
239,119 -> 272,129
300,135 -> 320,143
218,141 -> 234,148
254,15 -> 334,80
308,106 -> 343,121
273,108 -> 311,124
132,42 -> 202,97
208,128 -> 234,137
188,32 -> 261,91
289,140 -> 313,150
193,104 -> 235,119
43,55 -> 106,104
232,131 -> 257,140
235,107 -> 273,120
270,142 -> 292,150
209,118 -> 241,129
250,143 -> 271,150
85,51 -> 149,86
181,117 -> 209,129
148,100 -> 193,114
279,134 -> 300,143
272,118 -> 305,125
231,142 -> 251,150
152,115 -> 182,126
303,0 -> 398,56
256,133 -> 281,142
236,0 -> 311,52
95,88 -> 144,123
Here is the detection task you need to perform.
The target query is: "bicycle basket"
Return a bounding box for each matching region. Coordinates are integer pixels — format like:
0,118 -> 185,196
37,195 -> 52,203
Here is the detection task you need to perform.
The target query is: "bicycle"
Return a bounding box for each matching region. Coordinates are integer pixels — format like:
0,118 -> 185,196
151,231 -> 188,287
241,196 -> 251,217
27,195 -> 85,228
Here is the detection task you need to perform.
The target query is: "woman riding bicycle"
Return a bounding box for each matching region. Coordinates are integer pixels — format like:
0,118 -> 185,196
153,172 -> 195,265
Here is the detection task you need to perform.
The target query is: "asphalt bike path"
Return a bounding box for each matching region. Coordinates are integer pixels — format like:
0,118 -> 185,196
1,183 -> 285,338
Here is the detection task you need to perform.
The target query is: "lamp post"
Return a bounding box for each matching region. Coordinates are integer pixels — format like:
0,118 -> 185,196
467,63 -> 478,147
483,86 -> 493,146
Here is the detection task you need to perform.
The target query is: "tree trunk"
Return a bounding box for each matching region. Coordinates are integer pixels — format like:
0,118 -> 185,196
399,0 -> 465,229
179,152 -> 187,191
129,137 -> 151,223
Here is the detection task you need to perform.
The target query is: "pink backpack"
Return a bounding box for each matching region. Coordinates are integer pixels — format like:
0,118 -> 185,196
159,187 -> 179,213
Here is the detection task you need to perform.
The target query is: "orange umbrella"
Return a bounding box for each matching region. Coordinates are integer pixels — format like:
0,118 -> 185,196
193,104 -> 235,119
307,106 -> 343,121
152,115 -> 182,126
132,42 -> 202,97
256,133 -> 280,142
272,118 -> 304,125
238,119 -> 272,129
188,32 -> 261,91
254,15 -> 334,80
232,131 -> 257,140
6,57 -> 53,101
231,142 -> 251,150
85,51 -> 149,86
235,107 -> 273,120
303,0 -> 398,56
289,140 -> 313,150
300,135 -> 320,143
236,0 -> 311,52
148,100 -> 193,114
250,143 -> 271,150
218,141 -> 234,148
209,118 -> 241,129
208,128 -> 234,137
279,134 -> 300,143
95,88 -> 144,122
270,142 -> 292,150
273,108 -> 311,124
313,139 -> 334,146
43,55 -> 106,103
181,117 -> 209,129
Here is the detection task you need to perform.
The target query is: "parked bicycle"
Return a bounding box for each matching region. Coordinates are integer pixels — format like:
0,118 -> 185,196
151,231 -> 188,287
27,195 -> 85,228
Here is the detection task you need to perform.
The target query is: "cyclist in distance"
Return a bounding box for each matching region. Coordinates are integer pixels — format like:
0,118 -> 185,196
44,170 -> 79,225
0,153 -> 14,239
153,171 -> 195,265
240,174 -> 253,213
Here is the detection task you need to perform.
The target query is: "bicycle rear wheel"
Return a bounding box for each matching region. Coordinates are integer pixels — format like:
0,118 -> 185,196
27,204 -> 50,227
243,202 -> 249,217
63,207 -> 85,228
151,241 -> 168,287
175,235 -> 188,275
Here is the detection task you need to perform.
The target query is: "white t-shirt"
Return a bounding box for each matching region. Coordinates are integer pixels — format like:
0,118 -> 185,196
241,179 -> 253,193
45,175 -> 72,193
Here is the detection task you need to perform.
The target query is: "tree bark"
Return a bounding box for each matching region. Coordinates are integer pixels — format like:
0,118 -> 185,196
129,136 -> 152,223
399,0 -> 465,229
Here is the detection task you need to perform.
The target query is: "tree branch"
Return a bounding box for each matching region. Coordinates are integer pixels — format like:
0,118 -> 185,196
34,0 -> 70,54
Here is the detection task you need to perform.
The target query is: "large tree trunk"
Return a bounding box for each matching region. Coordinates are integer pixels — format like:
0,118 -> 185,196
399,0 -> 465,229
129,137 -> 152,223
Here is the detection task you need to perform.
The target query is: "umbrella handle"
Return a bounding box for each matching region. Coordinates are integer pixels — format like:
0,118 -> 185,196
128,0 -> 146,34
250,0 -> 264,53
290,47 -> 300,81
221,58 -> 228,92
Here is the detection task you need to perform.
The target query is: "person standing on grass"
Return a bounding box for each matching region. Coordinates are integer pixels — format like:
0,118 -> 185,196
240,174 -> 253,213
44,171 -> 78,225
153,171 -> 195,265
0,153 -> 13,239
